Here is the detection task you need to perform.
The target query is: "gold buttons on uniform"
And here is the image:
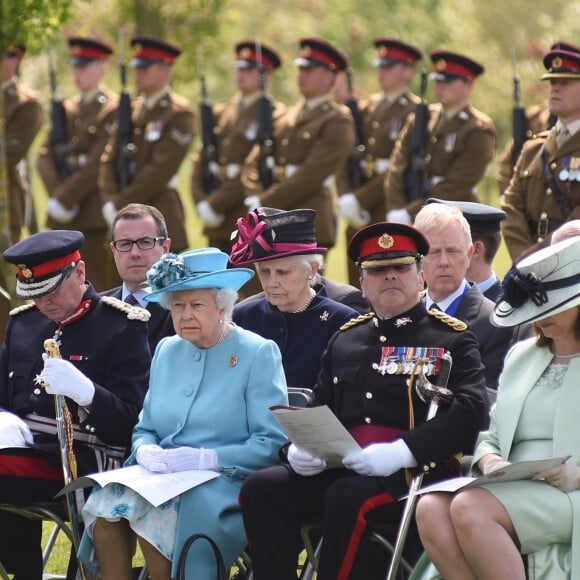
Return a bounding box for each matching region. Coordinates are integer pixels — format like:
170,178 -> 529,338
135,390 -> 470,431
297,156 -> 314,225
333,376 -> 339,384
365,417 -> 371,424
302,132 -> 311,140
88,125 -> 97,134
430,136 -> 437,144
281,138 -> 289,146
550,162 -> 558,170
379,335 -> 387,342
365,392 -> 373,399
371,121 -> 380,129
546,188 -> 552,196
372,363 -> 379,370
368,137 -> 376,145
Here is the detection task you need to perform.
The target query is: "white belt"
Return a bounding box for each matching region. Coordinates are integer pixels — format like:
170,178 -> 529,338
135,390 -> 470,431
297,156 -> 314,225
167,175 -> 179,189
375,158 -> 390,174
225,163 -> 241,180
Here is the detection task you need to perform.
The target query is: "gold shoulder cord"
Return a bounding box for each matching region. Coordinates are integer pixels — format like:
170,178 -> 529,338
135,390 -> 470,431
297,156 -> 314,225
339,311 -> 375,331
428,309 -> 468,331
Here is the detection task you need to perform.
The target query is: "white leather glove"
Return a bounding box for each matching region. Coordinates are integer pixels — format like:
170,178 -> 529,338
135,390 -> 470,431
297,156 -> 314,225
0,410 -> 34,447
136,444 -> 171,473
342,439 -> 416,477
386,208 -> 412,225
41,356 -> 95,407
196,200 -> 225,228
480,454 -> 511,475
164,446 -> 220,472
47,198 -> 80,224
287,444 -> 327,477
244,195 -> 261,210
101,201 -> 117,226
338,193 -> 370,228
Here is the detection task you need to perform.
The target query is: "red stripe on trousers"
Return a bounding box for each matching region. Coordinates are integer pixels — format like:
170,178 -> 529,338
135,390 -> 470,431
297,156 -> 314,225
0,454 -> 63,480
337,491 -> 395,580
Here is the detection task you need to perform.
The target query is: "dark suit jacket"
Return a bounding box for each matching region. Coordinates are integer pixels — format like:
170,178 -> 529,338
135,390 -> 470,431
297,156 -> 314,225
237,274 -> 370,315
100,287 -> 174,355
481,278 -> 502,302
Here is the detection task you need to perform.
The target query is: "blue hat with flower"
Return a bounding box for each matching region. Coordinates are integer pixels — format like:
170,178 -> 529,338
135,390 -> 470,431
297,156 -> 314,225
144,248 -> 254,302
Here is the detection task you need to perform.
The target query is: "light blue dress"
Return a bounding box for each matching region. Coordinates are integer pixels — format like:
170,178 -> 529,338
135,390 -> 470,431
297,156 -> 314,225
80,325 -> 288,579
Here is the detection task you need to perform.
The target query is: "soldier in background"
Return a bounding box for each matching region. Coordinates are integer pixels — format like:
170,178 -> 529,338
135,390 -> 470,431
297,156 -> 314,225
336,38 -> 422,286
99,35 -> 195,253
241,37 -> 354,250
37,36 -> 118,292
502,48 -> 580,262
385,50 -> 496,223
191,40 -> 283,256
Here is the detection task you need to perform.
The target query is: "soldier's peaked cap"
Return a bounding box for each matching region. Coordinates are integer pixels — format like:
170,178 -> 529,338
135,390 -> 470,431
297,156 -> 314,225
294,37 -> 347,72
3,231 -> 85,300
542,49 -> 580,81
426,198 -> 506,234
373,38 -> 423,67
550,40 -> 580,54
429,49 -> 484,81
235,40 -> 282,70
130,35 -> 181,67
68,36 -> 113,65
348,223 -> 429,269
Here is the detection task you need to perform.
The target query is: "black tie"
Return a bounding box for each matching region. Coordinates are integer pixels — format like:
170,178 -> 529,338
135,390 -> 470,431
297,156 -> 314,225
125,293 -> 139,306
430,303 -> 442,311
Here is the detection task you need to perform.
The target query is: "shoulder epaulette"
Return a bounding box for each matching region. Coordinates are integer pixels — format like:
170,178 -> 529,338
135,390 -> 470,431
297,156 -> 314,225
100,295 -> 151,322
9,303 -> 36,316
428,309 -> 467,331
340,312 -> 375,331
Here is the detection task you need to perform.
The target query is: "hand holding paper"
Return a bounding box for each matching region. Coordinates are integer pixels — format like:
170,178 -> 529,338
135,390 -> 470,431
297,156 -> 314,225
342,440 -> 415,477
288,444 -> 327,477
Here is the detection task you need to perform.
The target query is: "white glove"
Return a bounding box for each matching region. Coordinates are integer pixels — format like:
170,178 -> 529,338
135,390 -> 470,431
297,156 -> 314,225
41,356 -> 95,407
287,444 -> 327,477
338,193 -> 370,228
386,208 -> 412,225
136,444 -> 171,473
244,195 -> 261,210
342,439 -> 416,477
101,201 -> 117,226
47,198 -> 80,224
0,411 -> 34,447
164,446 -> 220,472
196,200 -> 225,228
480,454 -> 511,475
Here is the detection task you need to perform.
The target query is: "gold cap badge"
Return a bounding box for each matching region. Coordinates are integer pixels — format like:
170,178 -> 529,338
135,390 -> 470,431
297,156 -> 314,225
378,234 -> 394,249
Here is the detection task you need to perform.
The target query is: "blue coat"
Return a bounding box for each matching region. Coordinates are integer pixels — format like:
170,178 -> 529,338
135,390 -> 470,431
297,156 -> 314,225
129,326 -> 288,579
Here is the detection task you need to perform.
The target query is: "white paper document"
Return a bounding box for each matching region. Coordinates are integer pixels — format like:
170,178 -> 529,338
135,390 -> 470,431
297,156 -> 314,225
412,456 -> 571,497
58,464 -> 220,507
270,404 -> 361,468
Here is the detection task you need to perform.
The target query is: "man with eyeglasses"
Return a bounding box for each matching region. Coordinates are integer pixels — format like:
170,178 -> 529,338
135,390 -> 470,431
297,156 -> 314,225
102,203 -> 175,353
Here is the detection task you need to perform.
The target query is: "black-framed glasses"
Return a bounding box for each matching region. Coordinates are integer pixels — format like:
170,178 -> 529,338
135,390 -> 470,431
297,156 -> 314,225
112,237 -> 166,252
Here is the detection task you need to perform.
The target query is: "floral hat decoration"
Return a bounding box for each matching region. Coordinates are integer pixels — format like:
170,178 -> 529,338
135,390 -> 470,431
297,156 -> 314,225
145,247 -> 254,302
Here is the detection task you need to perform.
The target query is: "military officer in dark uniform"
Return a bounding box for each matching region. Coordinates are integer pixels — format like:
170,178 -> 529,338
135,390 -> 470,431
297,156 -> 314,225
385,50 -> 496,223
37,36 -> 118,292
502,48 -> 580,262
191,40 -> 283,255
99,35 -> 195,253
337,38 -> 422,286
242,37 -> 354,249
0,230 -> 150,579
240,222 -> 488,580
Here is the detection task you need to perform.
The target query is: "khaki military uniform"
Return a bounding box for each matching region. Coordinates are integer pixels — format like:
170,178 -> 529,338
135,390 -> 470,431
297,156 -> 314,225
242,99 -> 354,248
191,95 -> 285,252
37,89 -> 118,291
3,79 -> 43,243
385,104 -> 496,218
496,103 -> 553,196
100,89 -> 195,252
501,128 -> 580,262
336,90 -> 420,285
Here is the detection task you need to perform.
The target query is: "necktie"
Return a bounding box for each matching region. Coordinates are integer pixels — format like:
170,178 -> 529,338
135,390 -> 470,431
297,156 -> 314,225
125,293 -> 139,306
430,303 -> 442,311
556,126 -> 570,149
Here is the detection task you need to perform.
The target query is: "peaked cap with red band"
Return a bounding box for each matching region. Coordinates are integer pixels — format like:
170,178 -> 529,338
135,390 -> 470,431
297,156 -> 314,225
373,38 -> 423,67
348,222 -> 429,269
542,49 -> 580,80
294,37 -> 347,72
130,35 -> 181,68
3,230 -> 84,300
68,36 -> 113,65
235,40 -> 282,70
429,49 -> 484,81
229,207 -> 327,266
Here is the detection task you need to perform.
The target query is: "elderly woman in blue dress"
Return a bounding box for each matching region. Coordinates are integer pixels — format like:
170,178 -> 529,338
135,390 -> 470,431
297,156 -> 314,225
81,248 -> 288,580
412,236 -> 580,580
230,207 -> 359,389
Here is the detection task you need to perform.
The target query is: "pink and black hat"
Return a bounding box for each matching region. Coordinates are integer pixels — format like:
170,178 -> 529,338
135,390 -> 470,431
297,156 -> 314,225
229,208 -> 327,266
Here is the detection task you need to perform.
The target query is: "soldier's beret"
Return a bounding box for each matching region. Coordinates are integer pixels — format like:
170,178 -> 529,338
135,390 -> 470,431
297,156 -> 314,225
68,36 -> 113,65
294,37 -> 347,72
235,40 -> 282,70
3,230 -> 84,300
429,49 -> 484,81
130,35 -> 181,68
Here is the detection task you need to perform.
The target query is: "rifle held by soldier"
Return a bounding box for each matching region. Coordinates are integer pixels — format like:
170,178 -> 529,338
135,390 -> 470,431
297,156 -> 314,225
404,55 -> 429,202
198,47 -> 219,194
256,41 -> 276,190
115,33 -> 135,189
343,66 -> 368,189
48,53 -> 73,181
511,49 -> 528,165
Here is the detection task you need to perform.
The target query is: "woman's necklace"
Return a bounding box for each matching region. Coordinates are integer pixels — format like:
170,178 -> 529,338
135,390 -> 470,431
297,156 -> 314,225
293,288 -> 316,314
214,321 -> 229,347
